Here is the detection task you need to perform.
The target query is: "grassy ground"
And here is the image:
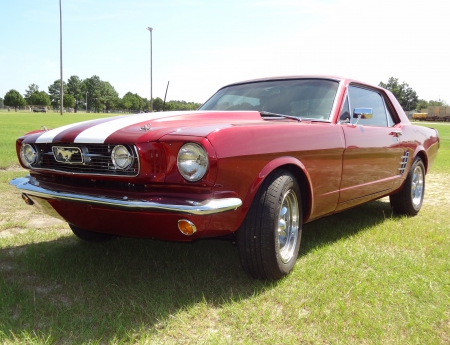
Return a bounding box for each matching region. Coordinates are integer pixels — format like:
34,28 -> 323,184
0,115 -> 449,344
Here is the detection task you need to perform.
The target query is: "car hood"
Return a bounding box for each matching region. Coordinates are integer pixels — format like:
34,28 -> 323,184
22,111 -> 266,144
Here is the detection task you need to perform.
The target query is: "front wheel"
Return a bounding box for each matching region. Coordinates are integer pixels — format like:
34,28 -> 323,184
390,156 -> 425,216
237,170 -> 302,280
69,224 -> 114,242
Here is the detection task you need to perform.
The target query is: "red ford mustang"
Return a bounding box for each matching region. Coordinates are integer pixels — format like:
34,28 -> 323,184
10,76 -> 440,280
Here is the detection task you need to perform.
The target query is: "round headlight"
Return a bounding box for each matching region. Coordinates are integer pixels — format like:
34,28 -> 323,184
20,143 -> 38,168
177,143 -> 209,182
111,145 -> 134,170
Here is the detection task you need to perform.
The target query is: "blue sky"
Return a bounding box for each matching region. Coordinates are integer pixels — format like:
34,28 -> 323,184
1,0 -> 449,104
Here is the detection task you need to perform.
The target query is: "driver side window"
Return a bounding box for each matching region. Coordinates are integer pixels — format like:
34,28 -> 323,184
347,86 -> 394,127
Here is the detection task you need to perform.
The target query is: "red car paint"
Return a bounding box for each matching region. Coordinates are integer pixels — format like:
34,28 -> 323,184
11,76 -> 439,242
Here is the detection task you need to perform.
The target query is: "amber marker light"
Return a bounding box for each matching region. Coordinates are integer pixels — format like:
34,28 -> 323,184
178,219 -> 197,235
21,194 -> 34,205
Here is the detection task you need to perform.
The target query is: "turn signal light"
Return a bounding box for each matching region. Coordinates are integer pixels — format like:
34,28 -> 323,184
21,194 -> 34,205
178,219 -> 197,235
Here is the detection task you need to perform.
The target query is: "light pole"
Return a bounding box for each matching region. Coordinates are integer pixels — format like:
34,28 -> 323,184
92,97 -> 97,113
59,0 -> 63,115
146,27 -> 153,112
85,91 -> 88,112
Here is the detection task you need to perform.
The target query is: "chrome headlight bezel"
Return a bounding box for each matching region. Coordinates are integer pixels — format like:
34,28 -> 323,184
111,145 -> 134,170
177,143 -> 209,182
20,143 -> 38,168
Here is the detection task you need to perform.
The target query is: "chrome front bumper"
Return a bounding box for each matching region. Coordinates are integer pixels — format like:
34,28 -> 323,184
10,176 -> 242,216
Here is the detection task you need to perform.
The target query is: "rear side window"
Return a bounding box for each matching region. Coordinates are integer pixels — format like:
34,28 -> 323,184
348,86 -> 394,127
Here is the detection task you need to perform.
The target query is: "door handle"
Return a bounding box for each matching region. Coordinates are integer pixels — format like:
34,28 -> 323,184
389,131 -> 402,137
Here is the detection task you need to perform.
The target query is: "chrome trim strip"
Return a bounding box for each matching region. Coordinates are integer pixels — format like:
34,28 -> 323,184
10,177 -> 242,216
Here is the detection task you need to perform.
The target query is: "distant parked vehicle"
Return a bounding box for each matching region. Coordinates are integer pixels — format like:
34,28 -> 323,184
426,106 -> 450,122
33,107 -> 47,113
412,113 -> 427,121
414,107 -> 450,122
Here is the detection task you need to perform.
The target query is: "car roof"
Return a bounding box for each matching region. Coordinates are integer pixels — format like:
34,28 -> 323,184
219,75 -> 381,91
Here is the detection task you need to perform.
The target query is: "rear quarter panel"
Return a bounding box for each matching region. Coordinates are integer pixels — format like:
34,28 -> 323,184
397,124 -> 439,172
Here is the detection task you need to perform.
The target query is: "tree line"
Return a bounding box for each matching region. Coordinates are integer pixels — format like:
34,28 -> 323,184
3,75 -> 446,113
2,75 -> 202,112
378,77 -> 447,111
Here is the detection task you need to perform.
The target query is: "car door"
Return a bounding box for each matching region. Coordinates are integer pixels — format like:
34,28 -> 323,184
337,85 -> 405,208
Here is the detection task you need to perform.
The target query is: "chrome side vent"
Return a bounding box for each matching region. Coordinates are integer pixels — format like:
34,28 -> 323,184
398,151 -> 410,175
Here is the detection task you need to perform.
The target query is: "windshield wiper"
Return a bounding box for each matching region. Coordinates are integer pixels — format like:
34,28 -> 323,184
259,111 -> 301,122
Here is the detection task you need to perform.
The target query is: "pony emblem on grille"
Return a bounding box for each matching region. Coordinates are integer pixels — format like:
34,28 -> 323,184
52,146 -> 83,164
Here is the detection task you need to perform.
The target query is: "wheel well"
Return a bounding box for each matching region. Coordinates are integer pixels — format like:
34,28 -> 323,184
415,151 -> 428,173
277,164 -> 311,222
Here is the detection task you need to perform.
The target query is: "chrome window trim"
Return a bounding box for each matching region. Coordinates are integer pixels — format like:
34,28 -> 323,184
382,96 -> 394,127
338,91 -> 350,124
381,95 -> 398,127
329,80 -> 344,122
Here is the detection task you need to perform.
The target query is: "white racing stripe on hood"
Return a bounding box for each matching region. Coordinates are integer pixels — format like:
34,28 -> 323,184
35,118 -> 103,143
74,111 -> 188,143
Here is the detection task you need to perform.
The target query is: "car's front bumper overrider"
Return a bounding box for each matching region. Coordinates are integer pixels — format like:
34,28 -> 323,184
10,176 -> 242,215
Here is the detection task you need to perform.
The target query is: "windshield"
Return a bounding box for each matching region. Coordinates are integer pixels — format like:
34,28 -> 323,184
200,79 -> 339,120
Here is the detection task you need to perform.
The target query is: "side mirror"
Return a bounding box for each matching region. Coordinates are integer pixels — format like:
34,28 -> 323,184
353,108 -> 373,125
353,108 -> 373,119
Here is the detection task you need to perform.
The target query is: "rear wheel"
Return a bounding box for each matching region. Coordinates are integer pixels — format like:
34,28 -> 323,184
69,224 -> 114,242
237,170 -> 302,280
390,157 -> 425,216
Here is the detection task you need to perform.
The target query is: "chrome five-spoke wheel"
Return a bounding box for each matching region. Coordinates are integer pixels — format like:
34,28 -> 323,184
411,164 -> 424,209
237,170 -> 302,280
278,189 -> 300,264
390,156 -> 426,216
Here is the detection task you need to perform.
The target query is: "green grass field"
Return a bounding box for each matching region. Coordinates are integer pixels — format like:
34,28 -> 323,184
0,113 -> 449,344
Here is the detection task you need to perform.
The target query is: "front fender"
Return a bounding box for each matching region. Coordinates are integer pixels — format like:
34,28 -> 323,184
242,156 -> 313,221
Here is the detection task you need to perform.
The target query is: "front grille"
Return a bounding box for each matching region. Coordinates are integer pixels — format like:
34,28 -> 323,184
32,143 -> 140,176
37,174 -> 147,192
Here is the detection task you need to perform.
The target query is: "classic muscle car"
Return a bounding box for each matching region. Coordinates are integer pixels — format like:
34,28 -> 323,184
10,76 -> 440,280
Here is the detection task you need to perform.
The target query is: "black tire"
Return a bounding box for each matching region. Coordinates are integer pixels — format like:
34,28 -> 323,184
237,170 -> 302,280
390,157 -> 425,216
69,224 -> 114,242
